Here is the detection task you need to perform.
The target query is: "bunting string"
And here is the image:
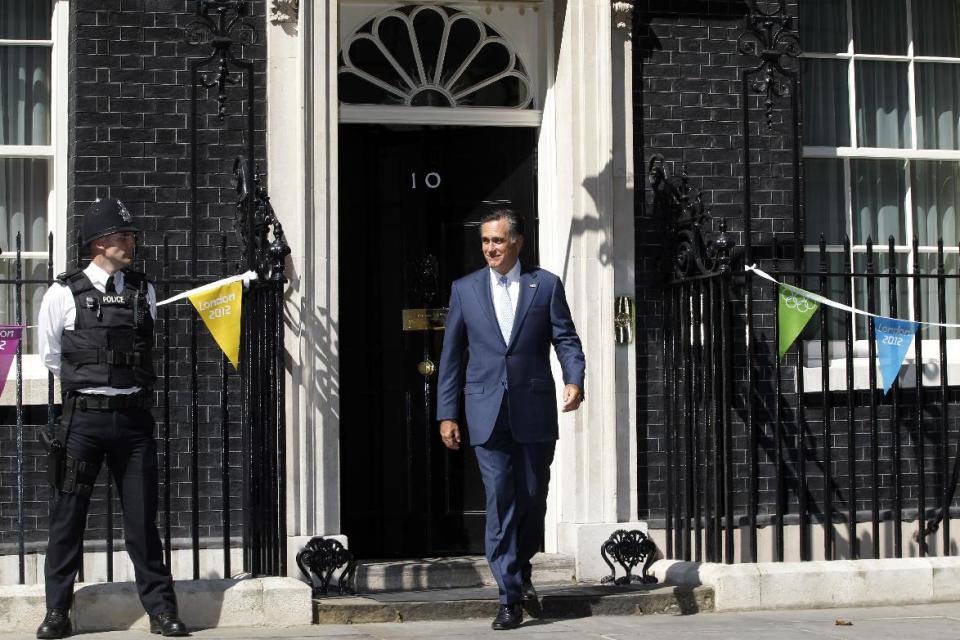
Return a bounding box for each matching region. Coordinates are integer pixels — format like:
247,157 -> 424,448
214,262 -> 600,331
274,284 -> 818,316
155,270 -> 257,307
746,264 -> 960,328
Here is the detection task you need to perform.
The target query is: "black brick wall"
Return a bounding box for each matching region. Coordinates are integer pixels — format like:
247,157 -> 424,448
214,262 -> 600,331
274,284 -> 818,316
634,0 -> 960,553
634,0 -> 802,523
0,0 -> 267,551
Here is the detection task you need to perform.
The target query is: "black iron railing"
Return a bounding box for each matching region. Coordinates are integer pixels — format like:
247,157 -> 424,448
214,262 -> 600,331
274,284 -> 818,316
0,208 -> 287,582
655,157 -> 960,563
0,0 -> 287,582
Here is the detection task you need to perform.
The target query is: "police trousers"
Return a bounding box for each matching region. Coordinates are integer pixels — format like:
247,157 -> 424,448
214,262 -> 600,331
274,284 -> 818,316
44,406 -> 177,615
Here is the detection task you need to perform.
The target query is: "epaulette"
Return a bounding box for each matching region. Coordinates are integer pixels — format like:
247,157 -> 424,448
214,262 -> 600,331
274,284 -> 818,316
55,268 -> 93,295
122,269 -> 153,289
54,268 -> 83,285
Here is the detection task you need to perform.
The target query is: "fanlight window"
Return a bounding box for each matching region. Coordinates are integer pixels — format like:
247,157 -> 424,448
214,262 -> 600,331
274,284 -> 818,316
339,5 -> 533,109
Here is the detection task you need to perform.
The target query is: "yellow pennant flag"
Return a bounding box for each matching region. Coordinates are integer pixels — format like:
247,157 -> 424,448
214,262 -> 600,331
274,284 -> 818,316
189,279 -> 242,369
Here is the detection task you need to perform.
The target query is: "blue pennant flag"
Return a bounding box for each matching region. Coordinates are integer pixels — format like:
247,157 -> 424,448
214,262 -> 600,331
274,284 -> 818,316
875,317 -> 920,394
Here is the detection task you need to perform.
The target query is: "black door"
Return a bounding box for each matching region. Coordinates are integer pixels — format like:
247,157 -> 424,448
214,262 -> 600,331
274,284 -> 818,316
339,124 -> 538,558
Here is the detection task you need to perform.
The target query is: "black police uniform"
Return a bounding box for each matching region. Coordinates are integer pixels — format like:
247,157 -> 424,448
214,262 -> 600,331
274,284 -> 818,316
43,268 -> 176,616
38,198 -> 183,638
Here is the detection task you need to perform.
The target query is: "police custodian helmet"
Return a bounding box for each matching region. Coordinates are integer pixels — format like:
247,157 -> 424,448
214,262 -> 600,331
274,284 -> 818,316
80,198 -> 138,246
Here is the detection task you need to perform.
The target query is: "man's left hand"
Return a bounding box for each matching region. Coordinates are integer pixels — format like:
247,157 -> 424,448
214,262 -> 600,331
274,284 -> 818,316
561,384 -> 583,412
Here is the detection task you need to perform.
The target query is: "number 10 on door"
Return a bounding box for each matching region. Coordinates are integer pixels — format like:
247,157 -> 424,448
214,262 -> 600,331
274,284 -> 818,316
411,172 -> 442,189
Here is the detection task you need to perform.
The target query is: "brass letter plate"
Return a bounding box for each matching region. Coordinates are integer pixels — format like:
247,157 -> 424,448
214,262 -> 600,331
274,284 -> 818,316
402,307 -> 448,331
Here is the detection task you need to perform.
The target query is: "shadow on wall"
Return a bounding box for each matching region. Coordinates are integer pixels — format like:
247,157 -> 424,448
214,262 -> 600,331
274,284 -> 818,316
566,160 -> 617,279
635,0 -> 750,61
283,245 -> 340,537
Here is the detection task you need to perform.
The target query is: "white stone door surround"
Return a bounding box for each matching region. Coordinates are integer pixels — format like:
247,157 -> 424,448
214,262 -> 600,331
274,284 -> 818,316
272,0 -> 641,576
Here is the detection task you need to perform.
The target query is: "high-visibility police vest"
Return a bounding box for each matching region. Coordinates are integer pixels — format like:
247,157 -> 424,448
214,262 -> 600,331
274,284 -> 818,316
57,268 -> 156,393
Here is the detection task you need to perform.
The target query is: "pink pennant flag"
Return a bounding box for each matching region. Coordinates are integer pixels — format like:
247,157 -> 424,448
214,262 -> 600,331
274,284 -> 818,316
0,325 -> 24,398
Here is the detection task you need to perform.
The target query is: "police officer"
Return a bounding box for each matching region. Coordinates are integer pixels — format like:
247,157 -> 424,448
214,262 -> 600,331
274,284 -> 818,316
35,198 -> 186,639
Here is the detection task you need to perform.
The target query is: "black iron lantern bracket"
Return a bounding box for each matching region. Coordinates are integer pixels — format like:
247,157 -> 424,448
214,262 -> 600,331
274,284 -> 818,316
737,0 -> 800,130
185,0 -> 259,121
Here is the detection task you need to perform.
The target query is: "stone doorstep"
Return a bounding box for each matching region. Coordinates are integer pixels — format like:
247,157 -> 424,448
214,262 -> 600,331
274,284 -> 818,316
313,583 -> 715,624
354,553 -> 576,593
651,556 -> 960,612
0,577 -> 311,634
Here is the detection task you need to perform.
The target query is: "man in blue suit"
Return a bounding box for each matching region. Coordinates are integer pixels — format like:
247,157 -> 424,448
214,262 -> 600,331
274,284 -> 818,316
436,208 -> 585,630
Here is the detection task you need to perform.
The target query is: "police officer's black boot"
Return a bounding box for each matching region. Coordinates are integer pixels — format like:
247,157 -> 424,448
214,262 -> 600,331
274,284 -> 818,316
36,608 -> 71,639
149,611 -> 188,636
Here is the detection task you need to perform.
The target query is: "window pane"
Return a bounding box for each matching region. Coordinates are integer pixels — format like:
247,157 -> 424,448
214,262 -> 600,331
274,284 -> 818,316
853,0 -> 907,54
917,253 -> 960,339
916,63 -> 960,150
805,158 -> 847,243
800,0 -> 848,53
804,251 -> 847,341
913,160 -> 960,247
0,46 -> 51,145
853,252 -> 910,338
803,59 -> 850,146
0,1 -> 51,39
852,159 -> 905,244
0,258 -> 45,353
913,0 -> 960,57
855,61 -> 911,148
0,158 -> 49,253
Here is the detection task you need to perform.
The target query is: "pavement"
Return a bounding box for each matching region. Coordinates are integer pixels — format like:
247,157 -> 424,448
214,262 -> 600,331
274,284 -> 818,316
5,602 -> 960,639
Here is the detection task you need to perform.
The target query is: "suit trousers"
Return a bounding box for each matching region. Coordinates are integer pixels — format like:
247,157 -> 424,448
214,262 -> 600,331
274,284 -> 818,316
473,393 -> 556,605
44,407 -> 177,615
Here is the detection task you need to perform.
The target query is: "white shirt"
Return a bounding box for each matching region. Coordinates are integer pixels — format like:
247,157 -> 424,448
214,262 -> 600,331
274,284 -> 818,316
489,260 -> 521,318
38,262 -> 157,395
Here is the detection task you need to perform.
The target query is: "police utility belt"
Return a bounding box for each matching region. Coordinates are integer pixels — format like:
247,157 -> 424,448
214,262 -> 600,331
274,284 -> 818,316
39,390 -> 151,497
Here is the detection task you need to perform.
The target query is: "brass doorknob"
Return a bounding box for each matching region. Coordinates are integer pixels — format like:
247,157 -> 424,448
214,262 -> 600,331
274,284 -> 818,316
417,359 -> 436,377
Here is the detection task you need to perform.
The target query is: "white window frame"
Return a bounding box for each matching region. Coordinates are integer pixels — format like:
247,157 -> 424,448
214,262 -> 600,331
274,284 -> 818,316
0,1 -> 67,400
801,0 -> 960,391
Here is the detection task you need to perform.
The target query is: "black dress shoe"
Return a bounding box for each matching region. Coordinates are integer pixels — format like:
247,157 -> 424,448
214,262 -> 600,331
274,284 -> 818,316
149,612 -> 188,637
521,580 -> 538,601
521,580 -> 542,617
491,603 -> 523,630
36,608 -> 71,639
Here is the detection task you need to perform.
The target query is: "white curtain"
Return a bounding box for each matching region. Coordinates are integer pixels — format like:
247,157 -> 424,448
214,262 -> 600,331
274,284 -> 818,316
914,161 -> 960,336
0,159 -> 48,252
853,0 -> 906,54
0,156 -> 48,351
805,158 -> 847,243
0,43 -> 51,254
0,1 -> 52,350
800,0 -> 847,53
852,159 -> 905,243
0,1 -> 51,252
0,1 -> 50,39
803,59 -> 850,146
917,63 -> 960,150
851,159 -> 907,337
912,0 -> 960,57
0,46 -> 49,146
856,61 -> 911,148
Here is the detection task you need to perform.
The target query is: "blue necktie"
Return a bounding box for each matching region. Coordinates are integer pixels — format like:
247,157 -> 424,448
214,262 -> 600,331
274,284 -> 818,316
496,275 -> 514,343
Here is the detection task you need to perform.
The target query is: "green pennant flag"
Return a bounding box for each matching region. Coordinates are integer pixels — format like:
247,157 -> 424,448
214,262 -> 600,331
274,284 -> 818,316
778,284 -> 820,359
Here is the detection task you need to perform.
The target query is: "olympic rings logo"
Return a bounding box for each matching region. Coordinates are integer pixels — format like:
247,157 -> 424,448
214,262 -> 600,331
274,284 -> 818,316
781,293 -> 816,314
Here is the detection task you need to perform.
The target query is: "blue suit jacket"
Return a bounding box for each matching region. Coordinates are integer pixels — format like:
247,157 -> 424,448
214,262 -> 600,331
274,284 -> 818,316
436,263 -> 586,445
